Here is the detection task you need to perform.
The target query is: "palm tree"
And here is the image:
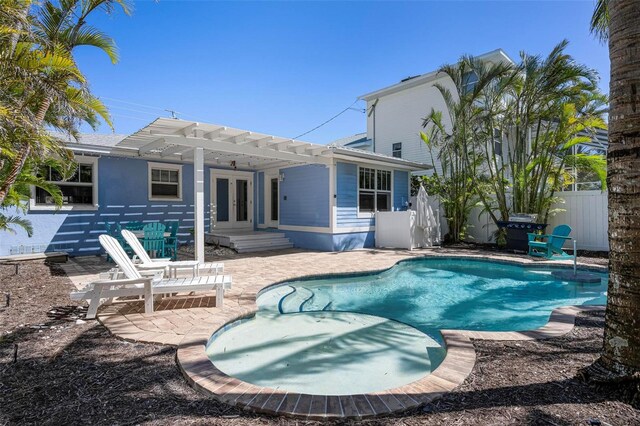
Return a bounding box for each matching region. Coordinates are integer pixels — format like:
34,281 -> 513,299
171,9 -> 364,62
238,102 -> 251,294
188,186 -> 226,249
0,0 -> 130,206
588,0 -> 640,379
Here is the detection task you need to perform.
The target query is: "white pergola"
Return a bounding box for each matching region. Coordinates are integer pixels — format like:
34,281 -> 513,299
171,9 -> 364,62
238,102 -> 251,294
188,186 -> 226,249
115,118 -> 336,262
115,118 -> 427,263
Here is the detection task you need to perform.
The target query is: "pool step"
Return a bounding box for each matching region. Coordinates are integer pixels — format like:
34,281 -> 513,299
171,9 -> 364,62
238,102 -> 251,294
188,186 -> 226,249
279,286 -> 314,314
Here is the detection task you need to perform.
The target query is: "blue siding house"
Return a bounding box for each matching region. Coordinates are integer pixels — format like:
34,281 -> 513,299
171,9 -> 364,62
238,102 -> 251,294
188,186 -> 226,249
1,118 -> 426,257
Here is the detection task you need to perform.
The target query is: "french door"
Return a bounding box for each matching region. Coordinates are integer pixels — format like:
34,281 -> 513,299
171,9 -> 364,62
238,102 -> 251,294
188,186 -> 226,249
264,173 -> 279,227
210,170 -> 253,230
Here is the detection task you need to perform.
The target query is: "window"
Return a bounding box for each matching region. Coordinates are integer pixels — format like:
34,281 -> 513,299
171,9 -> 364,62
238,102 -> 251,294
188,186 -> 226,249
462,71 -> 478,94
392,143 -> 402,158
148,162 -> 182,200
31,157 -> 98,210
359,167 -> 391,214
493,129 -> 503,157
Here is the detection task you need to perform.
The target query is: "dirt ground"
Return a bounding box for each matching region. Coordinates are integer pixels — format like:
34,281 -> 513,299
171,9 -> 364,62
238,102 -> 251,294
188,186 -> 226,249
1,260 -> 638,426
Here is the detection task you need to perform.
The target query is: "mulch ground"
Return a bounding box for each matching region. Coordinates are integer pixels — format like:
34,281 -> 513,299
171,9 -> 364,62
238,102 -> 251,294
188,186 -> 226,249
1,261 -> 638,425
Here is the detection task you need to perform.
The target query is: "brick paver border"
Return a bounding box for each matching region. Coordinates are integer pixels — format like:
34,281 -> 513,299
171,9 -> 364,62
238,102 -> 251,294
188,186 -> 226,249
91,249 -> 607,419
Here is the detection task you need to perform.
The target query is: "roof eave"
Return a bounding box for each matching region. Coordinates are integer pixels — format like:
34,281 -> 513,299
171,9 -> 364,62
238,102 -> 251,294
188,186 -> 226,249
330,147 -> 429,170
359,48 -> 515,102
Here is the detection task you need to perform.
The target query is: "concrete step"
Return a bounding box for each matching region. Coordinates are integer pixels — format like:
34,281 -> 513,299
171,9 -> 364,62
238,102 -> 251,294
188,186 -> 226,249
236,241 -> 294,253
231,237 -> 292,249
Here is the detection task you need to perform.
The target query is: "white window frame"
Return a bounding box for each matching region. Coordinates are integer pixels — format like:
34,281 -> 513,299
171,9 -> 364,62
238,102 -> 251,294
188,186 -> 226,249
148,162 -> 183,201
357,165 -> 393,218
29,156 -> 99,211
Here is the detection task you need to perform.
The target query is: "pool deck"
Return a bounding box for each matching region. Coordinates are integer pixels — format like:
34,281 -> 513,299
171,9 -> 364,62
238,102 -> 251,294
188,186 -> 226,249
65,248 -> 607,419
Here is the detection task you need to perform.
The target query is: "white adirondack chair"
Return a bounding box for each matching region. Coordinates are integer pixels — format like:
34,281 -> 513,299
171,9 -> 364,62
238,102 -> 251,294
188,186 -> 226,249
121,229 -> 223,278
72,234 -> 232,319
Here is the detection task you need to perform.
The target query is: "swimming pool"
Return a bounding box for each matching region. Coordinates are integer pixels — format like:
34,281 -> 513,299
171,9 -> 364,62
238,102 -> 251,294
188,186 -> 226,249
206,258 -> 607,395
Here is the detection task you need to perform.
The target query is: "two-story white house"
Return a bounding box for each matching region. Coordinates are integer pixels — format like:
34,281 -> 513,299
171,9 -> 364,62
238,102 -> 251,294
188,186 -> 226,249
349,49 -> 513,175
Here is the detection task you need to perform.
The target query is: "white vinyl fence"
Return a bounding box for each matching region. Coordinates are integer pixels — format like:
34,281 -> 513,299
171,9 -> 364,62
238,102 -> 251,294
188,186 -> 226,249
464,190 -> 609,251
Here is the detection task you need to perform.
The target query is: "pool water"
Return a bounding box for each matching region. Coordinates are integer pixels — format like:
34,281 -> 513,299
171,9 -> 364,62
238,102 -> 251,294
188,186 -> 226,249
207,258 -> 607,395
257,258 -> 607,333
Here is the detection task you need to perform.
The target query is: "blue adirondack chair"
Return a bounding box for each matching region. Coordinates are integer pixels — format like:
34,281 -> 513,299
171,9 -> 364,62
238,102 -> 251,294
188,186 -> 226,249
163,221 -> 179,260
142,222 -> 165,259
527,224 -> 573,258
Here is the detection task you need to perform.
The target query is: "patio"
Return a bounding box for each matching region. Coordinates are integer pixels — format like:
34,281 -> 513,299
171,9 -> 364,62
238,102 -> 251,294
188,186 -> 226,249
57,247 -> 608,419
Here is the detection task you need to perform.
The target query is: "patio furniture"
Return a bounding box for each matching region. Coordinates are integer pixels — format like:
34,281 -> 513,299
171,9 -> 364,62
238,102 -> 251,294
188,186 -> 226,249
527,224 -> 573,259
124,221 -> 144,231
121,229 -> 223,278
105,222 -> 130,260
164,221 -> 179,260
143,222 -> 165,258
71,234 -> 232,319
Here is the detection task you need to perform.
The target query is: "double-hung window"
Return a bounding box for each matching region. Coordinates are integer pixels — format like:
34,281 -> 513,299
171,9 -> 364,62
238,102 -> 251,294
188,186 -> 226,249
358,167 -> 391,214
31,157 -> 98,210
148,162 -> 182,200
392,143 -> 402,158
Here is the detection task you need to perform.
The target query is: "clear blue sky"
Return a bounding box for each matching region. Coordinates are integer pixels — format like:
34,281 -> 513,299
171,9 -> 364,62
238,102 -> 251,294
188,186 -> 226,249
76,1 -> 608,144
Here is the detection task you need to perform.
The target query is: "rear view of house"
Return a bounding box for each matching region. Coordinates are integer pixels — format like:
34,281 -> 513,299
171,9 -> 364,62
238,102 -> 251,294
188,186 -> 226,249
1,118 -> 425,257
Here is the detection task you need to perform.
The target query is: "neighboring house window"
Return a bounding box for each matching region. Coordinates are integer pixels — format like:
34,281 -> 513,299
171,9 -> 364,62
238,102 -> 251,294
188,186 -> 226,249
462,71 -> 478,94
31,157 -> 98,210
493,129 -> 503,157
392,143 -> 402,158
358,167 -> 391,213
148,162 -> 182,200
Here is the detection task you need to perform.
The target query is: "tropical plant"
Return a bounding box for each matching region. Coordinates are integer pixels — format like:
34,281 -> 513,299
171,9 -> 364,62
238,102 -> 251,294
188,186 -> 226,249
0,0 -> 130,234
586,0 -> 640,384
421,43 -> 607,246
418,58 -> 496,242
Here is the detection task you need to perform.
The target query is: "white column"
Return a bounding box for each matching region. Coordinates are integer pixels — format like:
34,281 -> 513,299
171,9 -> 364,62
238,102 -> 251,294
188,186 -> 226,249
194,147 -> 205,263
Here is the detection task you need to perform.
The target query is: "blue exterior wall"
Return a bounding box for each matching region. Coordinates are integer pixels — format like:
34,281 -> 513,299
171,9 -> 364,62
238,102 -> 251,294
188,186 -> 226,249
333,231 -> 375,251
281,230 -> 334,251
279,164 -> 329,227
336,163 -> 410,229
393,170 -> 409,210
0,155 -> 247,256
0,154 -> 411,256
280,230 -> 374,251
336,162 -> 374,228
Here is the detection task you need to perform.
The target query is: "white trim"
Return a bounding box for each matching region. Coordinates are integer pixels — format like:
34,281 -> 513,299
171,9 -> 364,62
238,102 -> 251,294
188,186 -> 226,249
277,224 -> 374,234
210,169 -> 254,230
263,171 -> 279,228
356,165 -> 393,218
29,156 -> 99,211
148,161 -> 183,201
193,147 -> 205,263
277,225 -> 331,233
333,226 -> 375,234
330,160 -> 337,232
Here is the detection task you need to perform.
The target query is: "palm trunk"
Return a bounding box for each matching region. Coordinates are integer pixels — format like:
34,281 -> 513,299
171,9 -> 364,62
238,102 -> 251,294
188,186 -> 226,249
601,0 -> 640,376
0,98 -> 51,205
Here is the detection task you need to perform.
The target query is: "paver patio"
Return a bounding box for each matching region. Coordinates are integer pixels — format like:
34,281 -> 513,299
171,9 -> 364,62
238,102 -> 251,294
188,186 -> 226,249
61,247 -> 606,419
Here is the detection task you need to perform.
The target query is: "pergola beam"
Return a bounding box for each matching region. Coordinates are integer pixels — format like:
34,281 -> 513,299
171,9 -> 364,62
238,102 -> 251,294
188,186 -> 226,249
139,138 -> 167,154
150,134 -> 331,165
176,122 -> 199,137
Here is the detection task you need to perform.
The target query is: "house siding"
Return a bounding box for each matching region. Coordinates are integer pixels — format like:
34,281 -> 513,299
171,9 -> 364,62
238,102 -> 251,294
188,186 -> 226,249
278,164 -> 330,228
393,170 -> 409,210
366,75 -> 457,175
336,162 -> 374,228
1,156 -> 216,256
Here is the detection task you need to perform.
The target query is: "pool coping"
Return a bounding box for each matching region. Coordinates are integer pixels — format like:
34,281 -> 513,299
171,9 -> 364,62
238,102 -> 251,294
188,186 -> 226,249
177,304 -> 603,419
95,250 -> 608,419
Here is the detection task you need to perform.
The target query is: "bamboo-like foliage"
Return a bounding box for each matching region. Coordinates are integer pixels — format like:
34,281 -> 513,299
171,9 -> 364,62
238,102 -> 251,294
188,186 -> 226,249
420,41 -> 607,242
0,0 -> 129,235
